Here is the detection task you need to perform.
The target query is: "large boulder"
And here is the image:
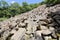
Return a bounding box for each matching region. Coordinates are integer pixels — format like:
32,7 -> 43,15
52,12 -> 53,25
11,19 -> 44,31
10,28 -> 26,40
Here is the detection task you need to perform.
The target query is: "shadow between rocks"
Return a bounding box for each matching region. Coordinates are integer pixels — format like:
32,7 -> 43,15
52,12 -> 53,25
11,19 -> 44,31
48,11 -> 60,34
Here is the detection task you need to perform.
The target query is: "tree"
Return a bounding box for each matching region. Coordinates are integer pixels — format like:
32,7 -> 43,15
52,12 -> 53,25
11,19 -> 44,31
0,0 -> 41,21
1,0 -> 9,8
44,0 -> 60,6
39,1 -> 45,5
0,0 -> 9,18
22,2 -> 28,6
30,3 -> 40,9
0,1 -> 1,7
11,2 -> 20,8
8,2 -> 21,17
22,2 -> 32,12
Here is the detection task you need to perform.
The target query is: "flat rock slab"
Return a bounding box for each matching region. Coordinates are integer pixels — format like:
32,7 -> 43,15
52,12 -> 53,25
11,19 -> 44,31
10,28 -> 26,40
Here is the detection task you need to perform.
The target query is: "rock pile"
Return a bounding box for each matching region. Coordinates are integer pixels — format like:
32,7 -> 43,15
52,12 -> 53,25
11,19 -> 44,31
0,4 -> 60,40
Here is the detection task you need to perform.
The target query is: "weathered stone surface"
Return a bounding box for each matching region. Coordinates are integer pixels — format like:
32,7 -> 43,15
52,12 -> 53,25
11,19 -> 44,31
10,28 -> 26,40
0,4 -> 60,40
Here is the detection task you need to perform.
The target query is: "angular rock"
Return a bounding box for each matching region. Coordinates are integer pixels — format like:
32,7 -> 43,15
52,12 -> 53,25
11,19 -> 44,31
0,4 -> 60,40
10,28 -> 26,40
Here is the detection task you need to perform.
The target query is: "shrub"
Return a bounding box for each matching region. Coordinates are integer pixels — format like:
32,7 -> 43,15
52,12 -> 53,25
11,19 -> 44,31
44,0 -> 60,6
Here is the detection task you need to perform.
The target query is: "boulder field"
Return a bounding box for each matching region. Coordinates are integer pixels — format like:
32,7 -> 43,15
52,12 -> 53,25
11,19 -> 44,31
0,4 -> 60,40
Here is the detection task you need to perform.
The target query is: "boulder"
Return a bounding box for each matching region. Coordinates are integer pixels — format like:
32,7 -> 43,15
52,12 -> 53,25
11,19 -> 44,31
10,28 -> 26,40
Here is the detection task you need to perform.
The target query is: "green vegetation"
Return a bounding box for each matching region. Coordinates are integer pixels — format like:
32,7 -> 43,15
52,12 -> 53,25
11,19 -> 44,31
0,0 -> 41,21
44,0 -> 60,6
0,18 -> 7,21
0,0 -> 60,21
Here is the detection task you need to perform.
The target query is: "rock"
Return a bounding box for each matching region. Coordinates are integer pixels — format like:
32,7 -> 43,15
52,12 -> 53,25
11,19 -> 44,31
2,30 -> 10,40
10,28 -> 26,40
41,29 -> 52,35
40,25 -> 48,30
35,31 -> 42,37
49,27 -> 55,31
18,22 -> 26,27
45,36 -> 51,40
0,4 -> 60,40
26,21 -> 38,34
35,31 -> 43,40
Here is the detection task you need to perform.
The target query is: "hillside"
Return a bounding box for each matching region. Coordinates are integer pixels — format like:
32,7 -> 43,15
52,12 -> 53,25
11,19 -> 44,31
0,4 -> 60,40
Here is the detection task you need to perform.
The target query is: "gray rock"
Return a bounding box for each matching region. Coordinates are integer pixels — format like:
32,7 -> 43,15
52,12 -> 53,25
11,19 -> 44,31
10,28 -> 26,40
0,4 -> 60,40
